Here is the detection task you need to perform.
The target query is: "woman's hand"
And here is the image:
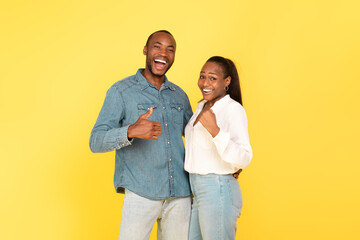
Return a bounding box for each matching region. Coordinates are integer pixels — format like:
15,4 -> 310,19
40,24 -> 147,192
198,109 -> 220,137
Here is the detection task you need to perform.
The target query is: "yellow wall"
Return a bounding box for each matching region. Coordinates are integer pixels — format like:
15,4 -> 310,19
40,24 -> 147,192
1,0 -> 360,239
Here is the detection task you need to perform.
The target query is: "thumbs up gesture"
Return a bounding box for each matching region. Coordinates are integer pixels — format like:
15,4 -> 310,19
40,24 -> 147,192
127,107 -> 162,140
140,106 -> 154,120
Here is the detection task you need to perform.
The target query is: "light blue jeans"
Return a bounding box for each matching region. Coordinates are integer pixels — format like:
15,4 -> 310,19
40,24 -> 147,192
189,174 -> 242,240
119,189 -> 191,240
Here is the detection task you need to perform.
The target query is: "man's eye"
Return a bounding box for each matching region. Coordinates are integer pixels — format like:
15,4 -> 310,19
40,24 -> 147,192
154,45 -> 160,48
210,77 -> 216,81
199,75 -> 205,79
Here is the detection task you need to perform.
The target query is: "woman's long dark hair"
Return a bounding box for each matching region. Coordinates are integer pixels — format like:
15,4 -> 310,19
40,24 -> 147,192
206,56 -> 242,105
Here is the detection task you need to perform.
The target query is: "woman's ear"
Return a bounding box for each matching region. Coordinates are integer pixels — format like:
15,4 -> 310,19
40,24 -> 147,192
225,76 -> 231,87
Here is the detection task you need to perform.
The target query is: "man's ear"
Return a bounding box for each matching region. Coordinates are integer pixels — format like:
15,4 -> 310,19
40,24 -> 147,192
143,46 -> 147,55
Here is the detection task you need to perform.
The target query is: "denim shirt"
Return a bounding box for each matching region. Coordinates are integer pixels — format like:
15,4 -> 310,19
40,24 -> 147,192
90,69 -> 193,200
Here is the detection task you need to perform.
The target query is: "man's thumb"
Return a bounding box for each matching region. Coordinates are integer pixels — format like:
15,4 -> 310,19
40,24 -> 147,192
141,107 -> 153,119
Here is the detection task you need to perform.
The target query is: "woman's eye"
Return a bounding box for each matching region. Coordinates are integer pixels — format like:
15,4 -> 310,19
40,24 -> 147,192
210,77 -> 216,81
199,75 -> 205,79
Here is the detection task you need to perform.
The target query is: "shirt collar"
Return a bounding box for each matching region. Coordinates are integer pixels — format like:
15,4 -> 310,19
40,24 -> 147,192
135,69 -> 175,91
195,95 -> 231,116
210,94 -> 231,113
200,94 -> 231,113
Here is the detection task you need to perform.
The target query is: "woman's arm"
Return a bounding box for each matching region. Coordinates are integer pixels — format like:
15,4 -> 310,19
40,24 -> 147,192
212,103 -> 253,169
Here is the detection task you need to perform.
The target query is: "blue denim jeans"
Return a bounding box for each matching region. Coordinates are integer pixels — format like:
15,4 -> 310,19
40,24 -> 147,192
119,189 -> 191,240
189,174 -> 242,240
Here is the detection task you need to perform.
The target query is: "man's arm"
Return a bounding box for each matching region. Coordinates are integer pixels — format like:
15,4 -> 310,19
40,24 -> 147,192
233,169 -> 242,179
90,87 -> 162,153
183,95 -> 193,135
89,86 -> 130,153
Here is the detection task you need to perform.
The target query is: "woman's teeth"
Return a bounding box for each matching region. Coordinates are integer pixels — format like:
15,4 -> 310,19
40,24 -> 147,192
203,89 -> 213,93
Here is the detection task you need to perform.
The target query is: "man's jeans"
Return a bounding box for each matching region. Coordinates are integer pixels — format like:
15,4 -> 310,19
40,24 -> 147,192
189,174 -> 242,240
119,189 -> 191,240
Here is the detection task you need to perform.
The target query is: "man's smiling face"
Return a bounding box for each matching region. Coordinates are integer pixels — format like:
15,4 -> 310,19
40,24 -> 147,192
143,32 -> 176,78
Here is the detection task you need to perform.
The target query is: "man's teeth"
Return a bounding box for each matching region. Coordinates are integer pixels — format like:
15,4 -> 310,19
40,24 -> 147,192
203,89 -> 213,93
155,59 -> 166,64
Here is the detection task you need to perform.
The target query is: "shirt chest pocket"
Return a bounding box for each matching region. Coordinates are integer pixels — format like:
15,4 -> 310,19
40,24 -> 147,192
170,103 -> 184,125
137,103 -> 158,121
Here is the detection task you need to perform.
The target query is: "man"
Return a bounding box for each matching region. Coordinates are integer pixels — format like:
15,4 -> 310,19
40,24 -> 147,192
89,30 -> 193,240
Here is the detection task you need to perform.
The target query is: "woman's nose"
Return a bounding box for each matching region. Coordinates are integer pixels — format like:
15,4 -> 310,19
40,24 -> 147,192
203,78 -> 210,87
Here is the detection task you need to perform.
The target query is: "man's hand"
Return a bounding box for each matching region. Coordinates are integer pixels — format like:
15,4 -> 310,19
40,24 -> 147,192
233,169 -> 242,179
127,107 -> 162,140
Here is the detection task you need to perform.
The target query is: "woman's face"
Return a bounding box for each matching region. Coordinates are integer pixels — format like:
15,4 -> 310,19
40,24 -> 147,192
198,61 -> 230,103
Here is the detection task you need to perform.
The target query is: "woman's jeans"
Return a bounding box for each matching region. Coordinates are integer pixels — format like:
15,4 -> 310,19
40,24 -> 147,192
189,174 -> 242,240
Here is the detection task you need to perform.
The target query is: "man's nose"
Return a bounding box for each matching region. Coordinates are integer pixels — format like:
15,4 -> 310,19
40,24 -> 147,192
159,48 -> 167,56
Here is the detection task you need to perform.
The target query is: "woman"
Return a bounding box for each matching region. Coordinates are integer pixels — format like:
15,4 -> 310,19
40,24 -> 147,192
184,56 -> 253,240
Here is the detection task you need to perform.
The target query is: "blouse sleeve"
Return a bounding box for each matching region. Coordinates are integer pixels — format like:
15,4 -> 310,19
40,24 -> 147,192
212,103 -> 252,170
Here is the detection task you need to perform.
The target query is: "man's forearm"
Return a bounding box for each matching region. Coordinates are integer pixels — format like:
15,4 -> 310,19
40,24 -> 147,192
90,126 -> 132,153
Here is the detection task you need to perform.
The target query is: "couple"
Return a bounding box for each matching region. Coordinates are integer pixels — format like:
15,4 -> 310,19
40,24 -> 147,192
89,30 -> 252,240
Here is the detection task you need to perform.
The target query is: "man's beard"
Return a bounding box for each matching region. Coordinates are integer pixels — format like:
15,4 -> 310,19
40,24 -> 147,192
146,58 -> 172,77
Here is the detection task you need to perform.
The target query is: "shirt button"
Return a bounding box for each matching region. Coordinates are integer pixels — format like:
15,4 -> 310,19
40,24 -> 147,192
170,176 -> 173,178
169,158 -> 172,161
165,123 -> 168,126
163,106 -> 165,110
147,108 -> 150,110
167,142 -> 170,144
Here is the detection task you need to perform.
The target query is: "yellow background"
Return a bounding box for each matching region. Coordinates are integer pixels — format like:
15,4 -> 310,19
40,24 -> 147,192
1,0 -> 360,239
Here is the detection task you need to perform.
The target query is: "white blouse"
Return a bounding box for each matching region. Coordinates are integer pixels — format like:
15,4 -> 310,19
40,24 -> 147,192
184,95 -> 252,175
